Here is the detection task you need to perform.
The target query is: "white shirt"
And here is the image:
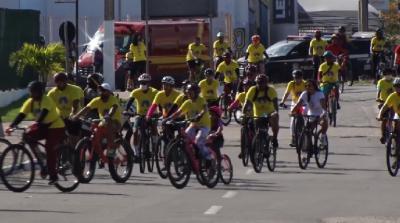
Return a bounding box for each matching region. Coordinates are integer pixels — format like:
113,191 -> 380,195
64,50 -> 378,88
298,91 -> 325,116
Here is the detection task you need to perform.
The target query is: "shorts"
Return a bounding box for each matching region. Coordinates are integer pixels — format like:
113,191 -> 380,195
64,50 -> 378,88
320,82 -> 338,95
132,60 -> 146,78
207,99 -> 219,107
187,59 -> 203,70
64,118 -> 82,136
255,117 -> 270,130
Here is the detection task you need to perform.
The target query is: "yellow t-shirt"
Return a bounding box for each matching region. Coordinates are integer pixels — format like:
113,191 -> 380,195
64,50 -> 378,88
152,89 -> 181,117
216,61 -> 239,83
384,92 -> 400,115
213,40 -> 229,57
319,62 -> 340,83
309,39 -> 327,56
186,43 -> 207,61
236,92 -> 253,116
20,95 -> 65,129
285,80 -> 307,103
129,41 -> 146,62
199,79 -> 219,101
174,94 -> 188,107
87,95 -> 122,124
47,84 -> 84,119
179,97 -> 211,128
371,37 -> 385,52
129,87 -> 158,116
377,79 -> 394,101
246,43 -> 266,63
245,86 -> 277,117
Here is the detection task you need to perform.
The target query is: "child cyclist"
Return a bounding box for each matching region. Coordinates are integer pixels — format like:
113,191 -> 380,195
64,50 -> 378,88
208,106 -> 224,151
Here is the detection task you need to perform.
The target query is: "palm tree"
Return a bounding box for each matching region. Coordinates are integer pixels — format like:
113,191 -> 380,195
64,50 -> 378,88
9,43 -> 66,84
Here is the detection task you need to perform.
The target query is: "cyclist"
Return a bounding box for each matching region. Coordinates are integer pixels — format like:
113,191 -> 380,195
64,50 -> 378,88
124,73 -> 158,157
394,43 -> 400,76
318,51 -> 341,109
146,76 -> 180,119
371,29 -> 386,82
280,70 -> 307,146
291,79 -> 328,146
376,69 -> 394,144
245,35 -> 268,74
208,106 -> 224,150
164,83 -> 212,161
199,68 -> 220,107
336,26 -> 350,51
326,34 -> 347,57
72,83 -> 122,157
6,81 -> 65,184
168,79 -> 191,116
47,72 -> 84,138
125,51 -> 134,91
216,52 -> 240,96
129,33 -> 147,88
378,78 -> 400,143
309,30 -> 327,80
186,37 -> 207,82
243,74 -> 279,147
213,32 -> 231,69
228,78 -> 254,115
84,72 -> 103,105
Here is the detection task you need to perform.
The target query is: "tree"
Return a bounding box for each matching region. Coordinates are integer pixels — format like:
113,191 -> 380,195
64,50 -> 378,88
381,1 -> 400,47
9,43 -> 66,84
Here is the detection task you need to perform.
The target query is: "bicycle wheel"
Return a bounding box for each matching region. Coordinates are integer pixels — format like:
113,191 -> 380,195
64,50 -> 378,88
294,116 -> 304,147
219,154 -> 233,185
265,137 -> 277,172
219,96 -> 232,126
108,140 -> 133,183
138,131 -> 147,173
0,144 -> 35,192
155,137 -> 169,179
147,135 -> 156,173
199,151 -> 219,188
251,133 -> 265,173
240,127 -> 249,167
166,141 -> 191,189
233,109 -> 243,124
75,138 -> 97,183
329,97 -> 337,127
386,134 -> 399,177
297,132 -> 311,170
54,145 -> 79,192
315,132 -> 329,168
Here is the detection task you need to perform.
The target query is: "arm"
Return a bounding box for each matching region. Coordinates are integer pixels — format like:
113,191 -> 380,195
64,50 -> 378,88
9,113 -> 26,128
245,52 -> 249,61
317,71 -> 322,82
106,104 -> 118,119
125,98 -> 135,111
166,109 -> 183,121
273,98 -> 279,113
71,99 -> 80,116
291,99 -> 303,114
228,99 -> 240,111
376,90 -> 382,102
146,103 -> 158,119
73,106 -> 91,120
36,109 -> 49,124
167,104 -> 179,117
242,101 -> 251,114
378,104 -> 390,120
280,85 -> 291,105
320,98 -> 327,111
309,45 -> 313,56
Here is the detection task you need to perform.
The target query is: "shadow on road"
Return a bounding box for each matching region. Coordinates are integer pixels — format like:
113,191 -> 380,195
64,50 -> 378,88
190,178 -> 282,192
0,209 -> 77,214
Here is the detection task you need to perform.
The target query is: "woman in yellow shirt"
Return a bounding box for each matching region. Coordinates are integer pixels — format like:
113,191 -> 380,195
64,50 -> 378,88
7,81 -> 65,184
245,35 -> 268,74
199,68 -> 220,107
129,33 -> 147,89
186,37 -> 207,82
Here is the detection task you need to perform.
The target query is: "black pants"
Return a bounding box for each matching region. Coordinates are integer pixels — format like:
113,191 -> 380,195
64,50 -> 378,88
132,61 -> 146,79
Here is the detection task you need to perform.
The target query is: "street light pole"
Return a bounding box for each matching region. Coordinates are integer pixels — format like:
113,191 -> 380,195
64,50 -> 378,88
75,0 -> 79,76
104,0 -> 115,89
358,0 -> 369,31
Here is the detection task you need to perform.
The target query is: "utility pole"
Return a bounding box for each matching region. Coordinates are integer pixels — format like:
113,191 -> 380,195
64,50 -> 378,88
104,0 -> 115,89
358,0 -> 369,31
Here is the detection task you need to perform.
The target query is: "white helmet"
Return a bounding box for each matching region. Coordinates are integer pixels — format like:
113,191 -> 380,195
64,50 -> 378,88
100,83 -> 112,92
217,32 -> 224,37
138,73 -> 151,82
161,76 -> 175,85
393,78 -> 400,86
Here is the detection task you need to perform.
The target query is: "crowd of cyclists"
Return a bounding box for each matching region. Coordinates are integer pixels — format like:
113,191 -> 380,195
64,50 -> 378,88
1,25 -> 400,192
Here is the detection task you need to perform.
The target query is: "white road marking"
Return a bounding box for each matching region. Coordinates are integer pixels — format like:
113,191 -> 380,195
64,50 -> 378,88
222,191 -> 237,199
204,205 -> 223,215
245,169 -> 254,175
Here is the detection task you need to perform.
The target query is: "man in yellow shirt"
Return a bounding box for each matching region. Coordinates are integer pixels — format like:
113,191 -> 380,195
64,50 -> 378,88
165,83 -> 212,160
216,52 -> 240,96
376,69 -> 394,144
186,37 -> 207,82
280,70 -> 306,146
378,78 -> 400,144
245,35 -> 268,74
309,30 -> 327,80
370,29 -> 386,82
7,81 -> 65,184
243,74 -> 279,147
228,78 -> 254,115
129,33 -> 147,89
199,68 -> 219,107
146,76 -> 180,119
213,32 -> 231,69
318,51 -> 340,98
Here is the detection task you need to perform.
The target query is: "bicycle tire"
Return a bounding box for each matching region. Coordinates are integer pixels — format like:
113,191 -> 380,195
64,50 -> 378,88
386,134 -> 399,177
233,109 -> 243,124
240,127 -> 249,167
199,150 -> 219,188
138,131 -> 147,173
315,132 -> 329,168
54,145 -> 79,192
329,97 -> 337,127
266,137 -> 277,172
0,144 -> 35,192
155,137 -> 169,179
219,154 -> 233,185
297,132 -> 311,169
108,140 -> 133,183
294,116 -> 304,147
219,95 -> 232,126
166,141 -> 191,189
147,135 -> 156,173
251,133 -> 264,173
75,138 -> 97,183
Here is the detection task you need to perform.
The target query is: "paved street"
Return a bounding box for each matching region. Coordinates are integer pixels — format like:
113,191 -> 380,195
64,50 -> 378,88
1,84 -> 400,223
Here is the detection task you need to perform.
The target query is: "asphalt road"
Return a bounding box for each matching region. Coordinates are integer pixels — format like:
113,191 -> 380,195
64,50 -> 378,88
1,84 -> 400,223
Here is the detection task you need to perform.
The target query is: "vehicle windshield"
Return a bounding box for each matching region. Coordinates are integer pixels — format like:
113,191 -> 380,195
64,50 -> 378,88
85,30 -> 131,52
266,40 -> 300,57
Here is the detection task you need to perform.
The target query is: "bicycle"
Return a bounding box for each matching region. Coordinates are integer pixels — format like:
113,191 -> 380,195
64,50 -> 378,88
206,135 -> 233,185
240,116 -> 255,167
250,115 -> 277,173
326,85 -> 338,127
219,83 -> 235,126
382,118 -> 400,177
74,118 -> 133,184
165,120 -> 219,189
154,120 -> 178,179
135,115 -> 159,174
296,115 -> 329,169
0,126 -> 79,192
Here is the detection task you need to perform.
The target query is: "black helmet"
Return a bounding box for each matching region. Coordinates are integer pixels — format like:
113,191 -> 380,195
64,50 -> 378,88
204,68 -> 214,76
28,81 -> 45,95
338,26 -> 346,32
87,73 -> 104,85
185,83 -> 200,95
223,52 -> 231,58
376,28 -> 383,34
255,74 -> 268,85
242,78 -> 255,86
53,72 -> 68,82
292,69 -> 303,78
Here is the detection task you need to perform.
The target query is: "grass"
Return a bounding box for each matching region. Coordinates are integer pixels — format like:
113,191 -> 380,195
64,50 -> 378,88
0,96 -> 29,123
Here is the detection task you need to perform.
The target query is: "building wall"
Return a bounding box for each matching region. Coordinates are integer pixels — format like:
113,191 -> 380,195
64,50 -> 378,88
266,0 -> 299,44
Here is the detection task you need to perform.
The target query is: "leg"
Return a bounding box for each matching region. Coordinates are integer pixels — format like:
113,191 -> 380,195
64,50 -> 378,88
269,113 -> 280,147
195,127 -> 211,160
132,116 -> 142,156
45,128 -> 66,182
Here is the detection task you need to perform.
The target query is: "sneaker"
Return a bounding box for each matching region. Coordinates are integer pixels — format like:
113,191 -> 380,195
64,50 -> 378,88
238,153 -> 243,159
380,136 -> 386,144
289,137 -> 296,147
272,138 -> 279,148
48,176 -> 58,185
337,102 -> 341,110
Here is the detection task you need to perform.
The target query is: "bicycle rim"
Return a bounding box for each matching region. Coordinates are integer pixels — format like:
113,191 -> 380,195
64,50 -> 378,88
166,142 -> 191,189
219,96 -> 232,126
219,154 -> 233,185
315,133 -> 329,168
199,152 -> 219,188
298,133 -> 311,169
240,127 -> 249,167
54,145 -> 79,192
251,134 -> 264,173
155,137 -> 168,179
266,138 -> 277,172
386,135 -> 399,177
147,136 -> 156,173
109,140 -> 133,183
0,145 -> 35,192
75,139 -> 96,183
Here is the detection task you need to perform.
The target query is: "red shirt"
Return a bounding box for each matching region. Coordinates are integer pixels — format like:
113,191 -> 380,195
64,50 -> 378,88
395,45 -> 400,65
326,44 -> 347,57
